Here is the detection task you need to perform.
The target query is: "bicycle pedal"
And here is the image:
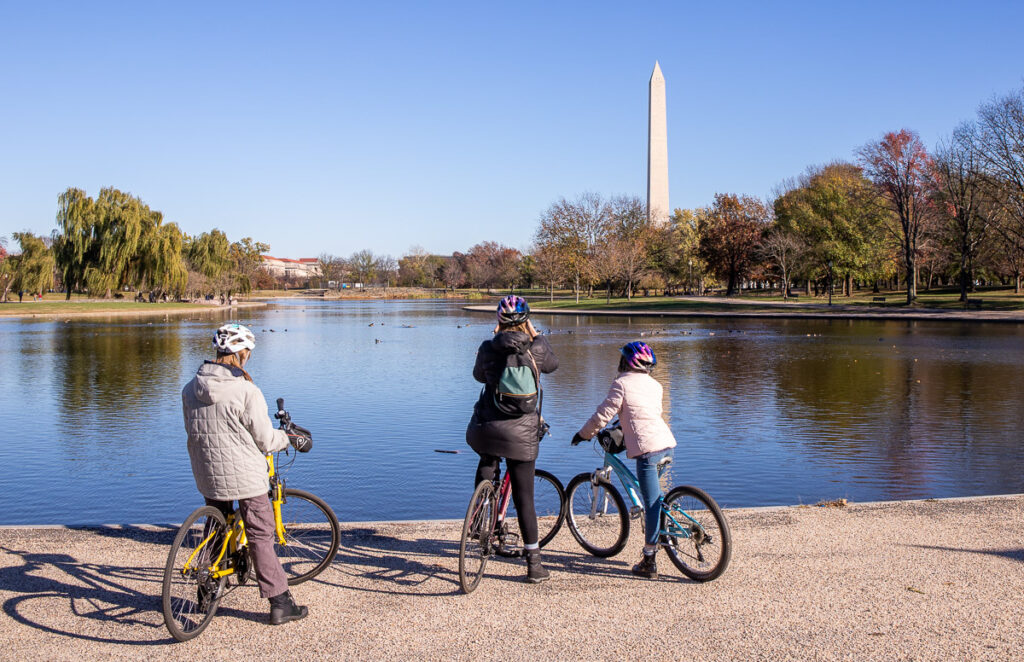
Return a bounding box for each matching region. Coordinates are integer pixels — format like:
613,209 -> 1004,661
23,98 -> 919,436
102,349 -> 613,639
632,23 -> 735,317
629,506 -> 643,520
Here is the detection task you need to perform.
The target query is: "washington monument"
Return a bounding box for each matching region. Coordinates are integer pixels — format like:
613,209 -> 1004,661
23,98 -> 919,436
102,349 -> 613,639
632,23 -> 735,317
647,61 -> 669,225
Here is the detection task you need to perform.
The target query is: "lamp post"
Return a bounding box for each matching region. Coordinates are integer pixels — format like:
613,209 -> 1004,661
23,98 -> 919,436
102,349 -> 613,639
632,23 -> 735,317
688,258 -> 693,295
827,259 -> 833,306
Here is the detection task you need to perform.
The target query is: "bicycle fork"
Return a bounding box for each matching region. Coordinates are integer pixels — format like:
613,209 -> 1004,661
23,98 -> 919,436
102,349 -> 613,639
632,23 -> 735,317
587,467 -> 614,519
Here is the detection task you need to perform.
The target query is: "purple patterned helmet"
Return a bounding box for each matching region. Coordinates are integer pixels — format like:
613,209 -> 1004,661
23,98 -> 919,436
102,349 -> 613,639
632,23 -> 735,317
496,295 -> 530,325
620,341 -> 656,371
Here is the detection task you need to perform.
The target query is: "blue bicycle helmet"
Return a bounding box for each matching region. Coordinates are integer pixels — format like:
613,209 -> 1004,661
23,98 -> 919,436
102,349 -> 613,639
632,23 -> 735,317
497,295 -> 530,325
620,341 -> 656,371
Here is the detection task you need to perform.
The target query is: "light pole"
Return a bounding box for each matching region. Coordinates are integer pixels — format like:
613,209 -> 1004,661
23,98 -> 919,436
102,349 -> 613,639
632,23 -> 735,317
688,258 -> 693,295
827,259 -> 833,306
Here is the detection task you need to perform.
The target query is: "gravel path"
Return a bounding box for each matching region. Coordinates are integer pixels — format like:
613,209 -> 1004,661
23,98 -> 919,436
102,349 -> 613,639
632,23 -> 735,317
1,495 -> 1022,661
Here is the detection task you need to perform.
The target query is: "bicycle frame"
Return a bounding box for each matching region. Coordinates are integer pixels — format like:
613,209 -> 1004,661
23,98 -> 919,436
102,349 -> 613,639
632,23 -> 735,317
183,453 -> 289,581
592,450 -> 703,540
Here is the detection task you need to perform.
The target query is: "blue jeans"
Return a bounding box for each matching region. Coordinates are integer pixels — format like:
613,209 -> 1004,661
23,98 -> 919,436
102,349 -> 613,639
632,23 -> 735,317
636,449 -> 673,546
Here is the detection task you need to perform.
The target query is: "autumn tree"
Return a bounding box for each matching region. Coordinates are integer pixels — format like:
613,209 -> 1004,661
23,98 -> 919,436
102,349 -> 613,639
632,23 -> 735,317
698,194 -> 769,295
349,249 -> 378,285
534,192 -> 608,302
775,162 -> 890,296
858,130 -> 933,303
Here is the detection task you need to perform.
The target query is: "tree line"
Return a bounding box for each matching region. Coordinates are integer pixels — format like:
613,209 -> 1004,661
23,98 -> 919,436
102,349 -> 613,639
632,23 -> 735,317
1,187 -> 269,302
5,85 -> 1024,304
526,85 -> 1024,304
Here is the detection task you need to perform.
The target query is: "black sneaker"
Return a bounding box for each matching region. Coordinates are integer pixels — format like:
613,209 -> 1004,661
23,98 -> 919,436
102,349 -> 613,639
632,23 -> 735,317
525,549 -> 550,584
269,590 -> 309,625
631,553 -> 658,579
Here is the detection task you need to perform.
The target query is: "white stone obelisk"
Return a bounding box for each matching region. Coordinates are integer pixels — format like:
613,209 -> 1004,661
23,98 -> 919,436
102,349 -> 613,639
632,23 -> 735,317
647,61 -> 669,225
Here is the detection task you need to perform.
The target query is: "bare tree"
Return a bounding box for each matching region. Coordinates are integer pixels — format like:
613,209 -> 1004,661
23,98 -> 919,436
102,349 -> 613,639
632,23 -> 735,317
759,225 -> 806,300
530,243 -> 564,302
375,255 -> 398,290
975,88 -> 1024,294
317,253 -> 346,289
933,123 -> 988,301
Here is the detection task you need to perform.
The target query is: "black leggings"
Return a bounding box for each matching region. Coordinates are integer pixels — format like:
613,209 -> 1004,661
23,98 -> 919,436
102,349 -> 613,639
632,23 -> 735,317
474,454 -> 538,546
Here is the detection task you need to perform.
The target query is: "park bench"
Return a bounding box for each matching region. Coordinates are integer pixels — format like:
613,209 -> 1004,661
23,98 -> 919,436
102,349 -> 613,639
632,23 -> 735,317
871,296 -> 886,304
967,299 -> 984,309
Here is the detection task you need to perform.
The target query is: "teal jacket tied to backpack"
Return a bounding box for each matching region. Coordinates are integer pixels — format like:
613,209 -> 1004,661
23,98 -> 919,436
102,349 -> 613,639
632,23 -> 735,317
466,331 -> 558,462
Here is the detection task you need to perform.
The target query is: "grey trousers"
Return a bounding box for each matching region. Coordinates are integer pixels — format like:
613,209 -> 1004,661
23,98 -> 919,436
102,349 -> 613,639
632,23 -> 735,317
205,494 -> 289,599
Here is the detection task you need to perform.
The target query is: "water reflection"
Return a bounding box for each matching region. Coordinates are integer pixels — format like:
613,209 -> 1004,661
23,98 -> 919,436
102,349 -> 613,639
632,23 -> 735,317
2,303 -> 1023,526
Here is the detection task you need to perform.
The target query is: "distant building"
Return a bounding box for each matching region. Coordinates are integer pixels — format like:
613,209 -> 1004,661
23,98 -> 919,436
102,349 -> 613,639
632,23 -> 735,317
261,256 -> 320,280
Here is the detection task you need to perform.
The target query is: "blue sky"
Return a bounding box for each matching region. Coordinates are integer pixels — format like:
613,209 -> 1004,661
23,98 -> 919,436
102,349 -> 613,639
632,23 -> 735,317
2,1 -> 1022,258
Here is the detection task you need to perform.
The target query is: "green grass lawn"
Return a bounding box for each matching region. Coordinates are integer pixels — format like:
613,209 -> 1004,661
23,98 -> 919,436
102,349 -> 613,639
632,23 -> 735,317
0,298 -> 246,316
528,286 -> 1024,313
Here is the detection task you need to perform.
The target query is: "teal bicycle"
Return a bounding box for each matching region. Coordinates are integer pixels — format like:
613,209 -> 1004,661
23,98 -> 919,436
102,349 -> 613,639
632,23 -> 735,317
565,421 -> 731,581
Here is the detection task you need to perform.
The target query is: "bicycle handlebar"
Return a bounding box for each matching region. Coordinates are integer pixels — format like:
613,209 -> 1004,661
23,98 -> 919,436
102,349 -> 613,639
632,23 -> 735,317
274,397 -> 313,451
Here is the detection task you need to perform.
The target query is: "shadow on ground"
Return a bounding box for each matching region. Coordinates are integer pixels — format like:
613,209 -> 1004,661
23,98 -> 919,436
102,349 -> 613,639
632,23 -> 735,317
909,544 -> 1024,563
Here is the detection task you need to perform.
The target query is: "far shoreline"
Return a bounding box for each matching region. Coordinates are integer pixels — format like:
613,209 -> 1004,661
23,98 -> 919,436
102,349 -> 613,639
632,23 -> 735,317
0,300 -> 267,321
462,302 -> 1024,324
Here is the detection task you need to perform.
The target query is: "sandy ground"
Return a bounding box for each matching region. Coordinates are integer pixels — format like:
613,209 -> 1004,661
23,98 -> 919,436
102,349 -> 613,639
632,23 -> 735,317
1,495 -> 1022,661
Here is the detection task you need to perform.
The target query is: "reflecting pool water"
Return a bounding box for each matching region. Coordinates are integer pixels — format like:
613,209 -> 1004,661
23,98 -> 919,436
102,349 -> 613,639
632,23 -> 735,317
2,299 -> 1022,525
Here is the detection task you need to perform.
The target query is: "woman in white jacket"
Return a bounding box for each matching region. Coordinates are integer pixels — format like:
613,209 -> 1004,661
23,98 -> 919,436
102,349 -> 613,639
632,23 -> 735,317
572,341 -> 676,579
181,323 -> 308,625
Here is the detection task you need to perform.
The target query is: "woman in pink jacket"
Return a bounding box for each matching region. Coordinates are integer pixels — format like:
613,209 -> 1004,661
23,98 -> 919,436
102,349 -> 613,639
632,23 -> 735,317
572,341 -> 676,579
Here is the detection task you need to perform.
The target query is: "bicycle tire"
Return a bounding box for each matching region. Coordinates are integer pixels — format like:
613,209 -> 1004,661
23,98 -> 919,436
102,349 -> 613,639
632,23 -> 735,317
565,472 -> 629,558
275,488 -> 341,585
162,506 -> 229,642
459,479 -> 497,594
660,485 -> 732,581
505,469 -> 566,548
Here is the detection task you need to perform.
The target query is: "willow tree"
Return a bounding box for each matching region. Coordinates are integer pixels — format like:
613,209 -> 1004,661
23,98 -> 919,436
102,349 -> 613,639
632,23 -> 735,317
10,232 -> 55,297
53,187 -> 165,298
134,219 -> 188,297
185,230 -> 232,297
53,188 -> 97,299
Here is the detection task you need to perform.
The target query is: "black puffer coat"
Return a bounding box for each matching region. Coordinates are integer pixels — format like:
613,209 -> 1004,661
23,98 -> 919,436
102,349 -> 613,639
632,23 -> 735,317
466,331 -> 558,462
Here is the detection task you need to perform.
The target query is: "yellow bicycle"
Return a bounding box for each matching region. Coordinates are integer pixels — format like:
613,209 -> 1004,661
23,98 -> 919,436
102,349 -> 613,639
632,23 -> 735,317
161,399 -> 339,642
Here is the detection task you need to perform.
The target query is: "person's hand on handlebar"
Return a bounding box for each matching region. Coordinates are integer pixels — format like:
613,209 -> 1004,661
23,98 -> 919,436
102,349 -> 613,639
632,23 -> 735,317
571,432 -> 589,446
288,432 -> 312,453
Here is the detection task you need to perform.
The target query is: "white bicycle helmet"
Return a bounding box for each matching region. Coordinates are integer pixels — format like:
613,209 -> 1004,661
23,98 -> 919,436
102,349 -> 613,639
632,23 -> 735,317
213,323 -> 256,354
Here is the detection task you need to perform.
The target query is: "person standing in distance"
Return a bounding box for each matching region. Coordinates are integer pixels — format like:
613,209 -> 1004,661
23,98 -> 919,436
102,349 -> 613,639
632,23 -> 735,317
181,323 -> 311,624
466,296 -> 559,583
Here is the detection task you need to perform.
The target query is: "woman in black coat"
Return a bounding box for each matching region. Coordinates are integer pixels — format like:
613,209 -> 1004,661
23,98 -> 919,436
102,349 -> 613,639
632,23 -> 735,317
466,295 -> 558,583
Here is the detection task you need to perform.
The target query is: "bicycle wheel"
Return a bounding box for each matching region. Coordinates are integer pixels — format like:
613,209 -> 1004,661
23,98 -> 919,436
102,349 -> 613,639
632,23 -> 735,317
565,472 -> 629,558
661,485 -> 732,581
506,469 -> 566,548
275,488 -> 341,585
459,479 -> 497,594
162,506 -> 229,642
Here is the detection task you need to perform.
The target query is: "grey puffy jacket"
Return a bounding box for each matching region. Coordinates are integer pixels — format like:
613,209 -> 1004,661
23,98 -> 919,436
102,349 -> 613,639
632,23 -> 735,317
182,362 -> 289,501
